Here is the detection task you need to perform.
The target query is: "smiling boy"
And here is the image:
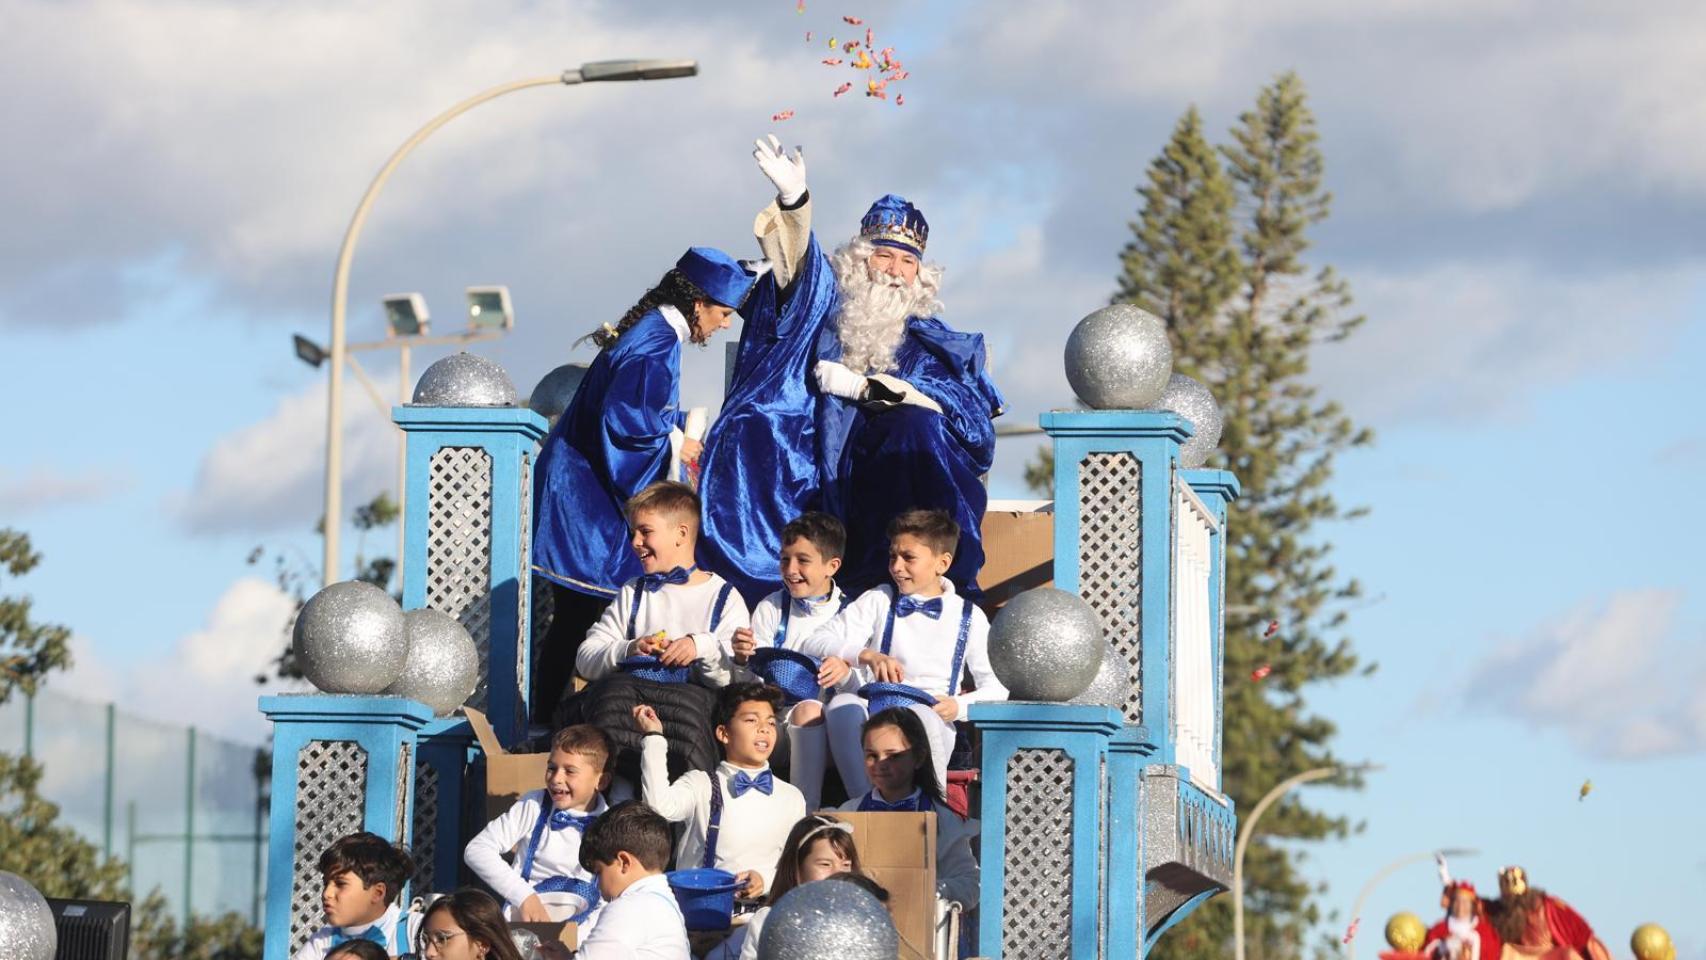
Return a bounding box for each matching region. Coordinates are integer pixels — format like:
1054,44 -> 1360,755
633,681 -> 805,898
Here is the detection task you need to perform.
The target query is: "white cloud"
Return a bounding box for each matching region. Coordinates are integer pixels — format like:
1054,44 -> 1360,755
175,376 -> 401,535
51,577 -> 303,743
1463,589 -> 1706,759
0,466 -> 129,516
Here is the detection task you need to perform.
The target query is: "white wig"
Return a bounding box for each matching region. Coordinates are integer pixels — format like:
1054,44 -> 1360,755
829,237 -> 945,374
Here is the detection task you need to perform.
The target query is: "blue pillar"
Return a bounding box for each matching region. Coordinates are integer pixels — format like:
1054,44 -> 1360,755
971,702 -> 1121,960
395,405 -> 548,746
412,717 -> 479,896
260,695 -> 433,960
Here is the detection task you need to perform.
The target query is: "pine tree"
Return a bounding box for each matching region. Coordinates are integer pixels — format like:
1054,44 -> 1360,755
1,529 -> 72,704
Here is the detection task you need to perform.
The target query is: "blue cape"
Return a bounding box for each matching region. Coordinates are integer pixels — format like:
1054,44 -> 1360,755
533,310 -> 683,597
700,237 -> 1004,603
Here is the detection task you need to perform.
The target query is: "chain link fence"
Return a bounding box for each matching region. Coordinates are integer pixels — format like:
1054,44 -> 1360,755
0,688 -> 269,927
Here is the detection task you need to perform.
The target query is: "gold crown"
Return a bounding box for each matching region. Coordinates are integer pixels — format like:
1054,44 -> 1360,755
1499,866 -> 1528,896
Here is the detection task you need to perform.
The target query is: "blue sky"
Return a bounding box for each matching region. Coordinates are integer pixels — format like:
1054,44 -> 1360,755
3,0 -> 1703,953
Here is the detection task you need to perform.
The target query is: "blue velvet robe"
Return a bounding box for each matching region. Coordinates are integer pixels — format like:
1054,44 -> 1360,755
700,235 -> 1005,602
533,309 -> 684,597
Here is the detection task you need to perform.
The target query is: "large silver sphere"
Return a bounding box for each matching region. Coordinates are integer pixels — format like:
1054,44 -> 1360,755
0,871 -> 57,960
412,352 -> 518,407
1150,373 -> 1223,468
1064,304 -> 1173,409
1069,644 -> 1130,707
758,880 -> 897,960
294,581 -> 409,694
527,362 -> 589,424
382,608 -> 479,716
987,588 -> 1104,701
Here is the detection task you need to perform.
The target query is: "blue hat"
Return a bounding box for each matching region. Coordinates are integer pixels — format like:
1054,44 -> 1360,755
675,246 -> 757,309
860,194 -> 928,256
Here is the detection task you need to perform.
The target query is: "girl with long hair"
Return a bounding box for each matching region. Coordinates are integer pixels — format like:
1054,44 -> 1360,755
530,248 -> 756,717
706,813 -> 865,960
417,889 -> 525,960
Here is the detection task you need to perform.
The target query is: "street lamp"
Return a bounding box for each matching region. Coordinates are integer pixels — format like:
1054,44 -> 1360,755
320,58 -> 699,586
465,286 -> 514,331
1346,848 -> 1479,960
1234,763 -> 1380,960
382,293 -> 430,337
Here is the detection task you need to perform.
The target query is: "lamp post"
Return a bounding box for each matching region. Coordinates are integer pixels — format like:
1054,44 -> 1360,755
1234,763 -> 1379,960
320,58 -> 698,586
1346,848 -> 1479,960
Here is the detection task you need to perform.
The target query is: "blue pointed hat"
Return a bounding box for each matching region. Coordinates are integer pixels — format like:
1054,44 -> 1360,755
860,194 -> 928,256
675,246 -> 758,309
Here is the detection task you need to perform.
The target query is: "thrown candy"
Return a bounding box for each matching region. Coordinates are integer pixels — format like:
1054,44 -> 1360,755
822,57 -> 844,65
1251,664 -> 1272,682
797,0 -> 805,10
853,50 -> 873,70
833,82 -> 852,97
805,30 -> 812,41
865,27 -> 873,47
895,93 -> 904,105
843,39 -> 860,52
1264,620 -> 1280,638
1344,919 -> 1360,945
828,36 -> 837,47
771,109 -> 795,122
842,14 -> 863,24
1578,779 -> 1592,801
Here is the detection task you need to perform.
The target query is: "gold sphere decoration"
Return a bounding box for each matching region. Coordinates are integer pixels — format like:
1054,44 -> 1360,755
1631,924 -> 1674,960
1386,912 -> 1427,953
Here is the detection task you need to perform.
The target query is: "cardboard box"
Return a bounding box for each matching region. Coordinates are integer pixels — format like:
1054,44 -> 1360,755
465,707 -> 548,824
824,811 -> 938,960
511,920 -> 578,951
978,508 -> 1054,612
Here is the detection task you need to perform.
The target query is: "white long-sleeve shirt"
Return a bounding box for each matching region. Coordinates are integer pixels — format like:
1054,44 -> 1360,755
837,793 -> 982,908
462,790 -> 608,911
639,735 -> 805,892
800,581 -> 1007,721
291,903 -> 401,960
577,573 -> 749,686
576,873 -> 690,960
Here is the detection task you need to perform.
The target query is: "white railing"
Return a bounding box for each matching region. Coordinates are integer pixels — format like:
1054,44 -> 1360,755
1172,480 -> 1219,790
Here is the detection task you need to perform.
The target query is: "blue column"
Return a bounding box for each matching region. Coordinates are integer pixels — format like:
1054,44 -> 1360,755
260,695 -> 433,960
395,405 -> 548,746
413,717 -> 479,895
1106,726 -> 1159,959
971,702 -> 1121,960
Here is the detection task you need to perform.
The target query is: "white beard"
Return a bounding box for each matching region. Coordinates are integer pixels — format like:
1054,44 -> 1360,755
829,239 -> 944,374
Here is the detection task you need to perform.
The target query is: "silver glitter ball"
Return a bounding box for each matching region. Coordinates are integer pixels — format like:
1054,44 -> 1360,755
758,880 -> 897,960
1069,644 -> 1130,707
988,587 -> 1104,701
382,608 -> 479,715
1064,304 -> 1173,409
526,362 -> 590,425
411,352 -> 518,407
0,871 -> 57,960
510,926 -> 543,960
294,580 -> 409,694
1149,373 -> 1223,468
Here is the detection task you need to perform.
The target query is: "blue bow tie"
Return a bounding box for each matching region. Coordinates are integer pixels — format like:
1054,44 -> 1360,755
729,769 -> 774,798
330,926 -> 388,949
857,790 -> 929,813
548,809 -> 597,832
639,566 -> 694,592
894,595 -> 943,619
792,592 -> 833,615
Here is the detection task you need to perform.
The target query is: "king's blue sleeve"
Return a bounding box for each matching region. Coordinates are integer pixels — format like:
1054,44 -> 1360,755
906,325 -> 1003,475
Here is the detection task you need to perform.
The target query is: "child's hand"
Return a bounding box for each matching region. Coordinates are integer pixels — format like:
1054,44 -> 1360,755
932,695 -> 960,723
734,869 -> 766,900
632,704 -> 665,735
858,649 -> 906,683
630,632 -> 666,658
817,656 -> 851,687
657,635 -> 698,667
518,893 -> 553,924
731,627 -> 756,664
682,437 -> 704,462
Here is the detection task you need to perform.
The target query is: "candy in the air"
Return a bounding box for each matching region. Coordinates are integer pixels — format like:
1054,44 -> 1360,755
895,93 -> 904,106
805,31 -> 812,41
1344,918 -> 1360,945
1251,664 -> 1272,682
828,36 -> 837,47
852,50 -> 873,70
842,14 -> 863,24
772,110 -> 795,122
865,27 -> 873,47
797,0 -> 806,11
833,82 -> 852,97
1578,779 -> 1592,801
843,39 -> 860,52
822,57 -> 843,65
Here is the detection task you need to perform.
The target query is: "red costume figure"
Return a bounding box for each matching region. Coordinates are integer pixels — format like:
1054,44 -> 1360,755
1487,867 -> 1611,960
1423,881 -> 1501,960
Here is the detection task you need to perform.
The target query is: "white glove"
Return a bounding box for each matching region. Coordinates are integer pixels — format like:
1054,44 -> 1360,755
753,134 -> 808,205
813,360 -> 867,400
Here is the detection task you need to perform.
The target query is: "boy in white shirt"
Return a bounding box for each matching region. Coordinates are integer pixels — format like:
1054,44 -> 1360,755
292,832 -> 413,960
633,682 -> 806,899
464,724 -> 614,923
729,511 -> 854,810
576,801 -> 691,960
576,481 -> 749,688
803,509 -> 1009,795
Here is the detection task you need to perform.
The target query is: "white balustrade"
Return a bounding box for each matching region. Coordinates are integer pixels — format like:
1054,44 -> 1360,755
1172,480 -> 1219,790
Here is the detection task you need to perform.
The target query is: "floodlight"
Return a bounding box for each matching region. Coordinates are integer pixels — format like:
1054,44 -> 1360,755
578,59 -> 698,82
382,292 -> 430,337
466,286 -> 514,331
293,334 -> 328,368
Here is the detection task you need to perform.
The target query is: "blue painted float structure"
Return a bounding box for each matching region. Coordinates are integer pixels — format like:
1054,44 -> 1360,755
257,391 -> 1238,960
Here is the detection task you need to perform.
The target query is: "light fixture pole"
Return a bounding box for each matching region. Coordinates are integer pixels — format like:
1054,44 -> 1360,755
1234,763 -> 1379,960
320,58 -> 698,585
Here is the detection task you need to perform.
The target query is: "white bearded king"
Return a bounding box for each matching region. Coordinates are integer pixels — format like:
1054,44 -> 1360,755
698,136 -> 1006,601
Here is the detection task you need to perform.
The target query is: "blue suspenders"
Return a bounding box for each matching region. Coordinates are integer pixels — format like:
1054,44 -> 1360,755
878,590 -> 974,695
516,800 -> 601,916
627,578 -> 737,639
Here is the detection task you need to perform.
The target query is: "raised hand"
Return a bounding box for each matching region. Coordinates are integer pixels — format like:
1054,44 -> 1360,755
753,134 -> 808,204
731,627 -> 757,665
632,704 -> 665,735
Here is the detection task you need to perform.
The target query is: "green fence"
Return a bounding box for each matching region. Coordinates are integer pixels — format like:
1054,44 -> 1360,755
0,688 -> 269,927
